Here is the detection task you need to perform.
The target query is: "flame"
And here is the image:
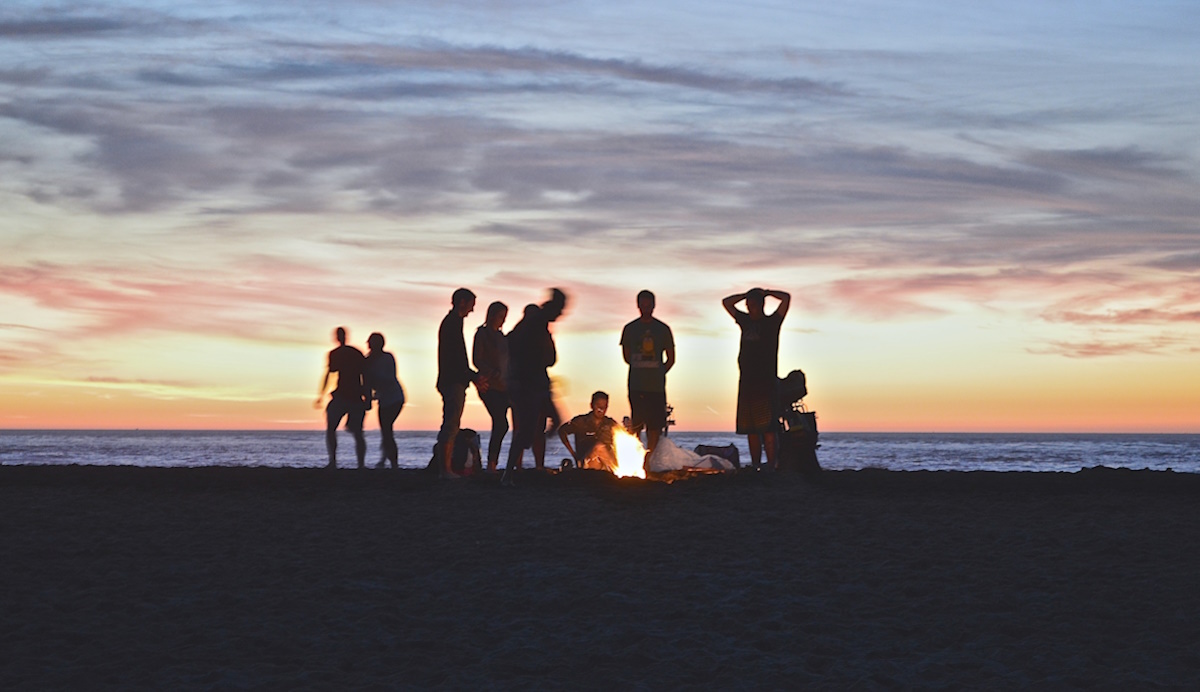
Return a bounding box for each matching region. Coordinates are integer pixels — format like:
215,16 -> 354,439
610,426 -> 648,479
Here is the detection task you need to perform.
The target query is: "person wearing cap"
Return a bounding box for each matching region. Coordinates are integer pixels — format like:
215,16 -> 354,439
723,288 -> 791,469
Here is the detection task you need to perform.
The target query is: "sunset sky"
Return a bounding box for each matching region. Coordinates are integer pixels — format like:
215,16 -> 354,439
2,1 -> 1199,432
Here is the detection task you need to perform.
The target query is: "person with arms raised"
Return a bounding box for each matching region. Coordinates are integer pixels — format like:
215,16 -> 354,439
723,287 -> 791,470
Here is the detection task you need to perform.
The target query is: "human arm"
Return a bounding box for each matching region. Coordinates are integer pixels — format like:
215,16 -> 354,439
472,329 -> 494,392
768,289 -> 791,320
314,367 -> 330,408
663,325 -> 676,374
558,421 -> 578,461
722,292 -> 748,319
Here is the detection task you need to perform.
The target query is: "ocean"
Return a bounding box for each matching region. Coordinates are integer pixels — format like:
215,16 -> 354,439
2,430 -> 1199,473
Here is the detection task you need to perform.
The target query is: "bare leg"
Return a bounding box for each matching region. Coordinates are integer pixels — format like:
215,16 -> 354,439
763,431 -> 778,469
533,428 -> 546,469
646,428 -> 661,454
443,437 -> 457,477
354,430 -> 367,469
325,428 -> 337,468
748,434 -> 763,469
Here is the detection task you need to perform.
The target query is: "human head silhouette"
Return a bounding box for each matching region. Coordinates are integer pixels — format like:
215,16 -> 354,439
486,301 -> 508,329
637,290 -> 655,319
367,332 -> 384,352
335,326 -> 347,345
746,288 -> 766,317
452,287 -> 476,317
590,391 -> 609,417
542,288 -> 567,322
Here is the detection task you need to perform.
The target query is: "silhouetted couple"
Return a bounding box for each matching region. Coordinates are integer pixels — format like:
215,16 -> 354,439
316,327 -> 406,469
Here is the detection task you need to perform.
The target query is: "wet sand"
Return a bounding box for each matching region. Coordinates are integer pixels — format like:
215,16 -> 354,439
3,465 -> 1200,689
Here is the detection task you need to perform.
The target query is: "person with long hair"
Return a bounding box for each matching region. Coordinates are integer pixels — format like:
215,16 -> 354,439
473,301 -> 510,471
364,332 -> 406,469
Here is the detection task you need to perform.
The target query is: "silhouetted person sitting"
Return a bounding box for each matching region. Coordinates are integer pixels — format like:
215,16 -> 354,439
723,288 -> 791,469
621,290 -> 674,462
437,288 -> 486,479
364,332 -> 405,469
502,289 -> 567,486
559,391 -> 619,471
315,326 -> 369,469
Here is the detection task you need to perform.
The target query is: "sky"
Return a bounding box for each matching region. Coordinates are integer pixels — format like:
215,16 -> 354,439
2,1 -> 1199,432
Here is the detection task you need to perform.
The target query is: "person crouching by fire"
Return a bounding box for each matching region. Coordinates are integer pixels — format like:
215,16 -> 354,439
558,391 -> 619,471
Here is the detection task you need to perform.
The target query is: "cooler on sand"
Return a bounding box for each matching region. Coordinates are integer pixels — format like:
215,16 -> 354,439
777,370 -> 820,475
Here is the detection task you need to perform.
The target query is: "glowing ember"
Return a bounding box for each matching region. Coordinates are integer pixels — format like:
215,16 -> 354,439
610,427 -> 648,479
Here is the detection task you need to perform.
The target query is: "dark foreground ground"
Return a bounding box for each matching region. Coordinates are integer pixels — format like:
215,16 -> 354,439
3,465 -> 1200,689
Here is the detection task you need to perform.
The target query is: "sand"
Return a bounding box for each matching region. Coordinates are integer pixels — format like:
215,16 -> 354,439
3,465 -> 1200,689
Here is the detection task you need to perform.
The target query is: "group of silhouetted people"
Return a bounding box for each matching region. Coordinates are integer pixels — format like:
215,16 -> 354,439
315,285 -> 791,479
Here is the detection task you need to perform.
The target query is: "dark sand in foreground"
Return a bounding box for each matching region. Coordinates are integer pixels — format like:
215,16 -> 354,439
3,466 -> 1200,689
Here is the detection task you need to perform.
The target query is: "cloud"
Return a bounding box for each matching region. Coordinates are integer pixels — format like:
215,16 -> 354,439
1022,146 -> 1187,182
0,17 -> 131,38
1030,334 -> 1195,359
1146,252 -> 1200,272
314,42 -> 851,99
1044,309 -> 1200,326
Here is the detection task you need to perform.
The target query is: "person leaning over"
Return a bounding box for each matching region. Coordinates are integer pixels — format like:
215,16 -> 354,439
437,288 -> 487,479
722,287 -> 790,469
620,289 -> 674,459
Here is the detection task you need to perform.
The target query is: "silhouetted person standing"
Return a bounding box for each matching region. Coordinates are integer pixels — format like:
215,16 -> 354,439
437,288 -> 484,479
473,301 -> 510,472
503,289 -> 567,486
621,290 -> 674,460
723,288 -> 790,469
315,326 -> 368,469
364,332 -> 405,469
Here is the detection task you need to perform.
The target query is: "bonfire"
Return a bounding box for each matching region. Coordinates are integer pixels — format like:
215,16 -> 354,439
609,427 -> 647,479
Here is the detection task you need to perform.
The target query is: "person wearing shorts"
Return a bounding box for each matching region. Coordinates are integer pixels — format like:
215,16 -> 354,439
620,290 -> 674,460
315,326 -> 368,469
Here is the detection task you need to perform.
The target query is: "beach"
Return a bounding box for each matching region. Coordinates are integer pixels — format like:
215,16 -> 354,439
3,466 -> 1200,689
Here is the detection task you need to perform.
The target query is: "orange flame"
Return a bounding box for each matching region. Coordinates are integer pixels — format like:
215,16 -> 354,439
610,427 -> 648,479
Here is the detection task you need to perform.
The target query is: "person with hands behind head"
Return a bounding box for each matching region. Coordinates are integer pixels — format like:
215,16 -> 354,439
723,287 -> 791,470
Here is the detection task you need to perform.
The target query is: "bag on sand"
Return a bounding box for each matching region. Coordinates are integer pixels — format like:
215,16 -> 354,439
779,412 -> 820,475
647,437 -> 737,473
694,444 -> 740,469
426,429 -> 483,475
